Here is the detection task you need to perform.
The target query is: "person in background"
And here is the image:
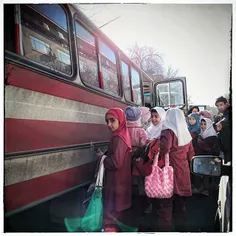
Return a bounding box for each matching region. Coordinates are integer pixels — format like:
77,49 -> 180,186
194,117 -> 220,196
215,96 -> 232,164
215,96 -> 230,121
199,110 -> 212,120
187,113 -> 201,139
187,113 -> 200,153
124,106 -> 147,151
146,107 -> 166,143
187,106 -> 200,115
152,108 -> 194,232
139,106 -> 151,130
187,113 -> 201,194
213,114 -> 223,124
97,108 -> 132,232
197,118 -> 220,156
215,96 -> 232,230
125,106 -> 148,200
144,107 -> 166,214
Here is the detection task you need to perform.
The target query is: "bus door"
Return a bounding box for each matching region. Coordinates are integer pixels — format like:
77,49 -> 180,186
142,74 -> 154,108
154,77 -> 188,110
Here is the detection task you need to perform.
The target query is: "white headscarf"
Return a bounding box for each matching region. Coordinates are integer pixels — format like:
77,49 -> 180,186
146,107 -> 166,140
200,117 -> 217,139
162,108 -> 192,146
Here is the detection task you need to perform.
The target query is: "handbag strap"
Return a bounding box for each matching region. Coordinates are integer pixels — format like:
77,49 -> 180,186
152,152 -> 159,166
95,155 -> 106,187
165,153 -> 170,166
153,153 -> 170,167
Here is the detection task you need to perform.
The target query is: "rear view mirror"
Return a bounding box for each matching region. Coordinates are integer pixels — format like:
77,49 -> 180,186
191,156 -> 222,177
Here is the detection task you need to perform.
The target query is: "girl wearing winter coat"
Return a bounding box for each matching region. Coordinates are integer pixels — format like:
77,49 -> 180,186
152,108 -> 195,232
196,118 -> 219,155
145,107 -> 166,175
144,107 -> 166,213
188,113 -> 201,138
125,106 -> 148,198
194,117 -> 220,196
124,106 -> 148,151
146,107 -> 166,143
139,106 -> 151,130
97,108 -> 132,232
187,113 -> 200,151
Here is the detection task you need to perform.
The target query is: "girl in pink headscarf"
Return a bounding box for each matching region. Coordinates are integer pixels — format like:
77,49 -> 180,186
97,108 -> 132,232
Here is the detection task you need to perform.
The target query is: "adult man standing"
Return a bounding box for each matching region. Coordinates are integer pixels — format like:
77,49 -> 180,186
215,96 -> 232,164
215,96 -> 232,231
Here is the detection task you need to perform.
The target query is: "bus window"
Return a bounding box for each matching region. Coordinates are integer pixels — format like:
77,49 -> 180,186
121,61 -> 132,101
75,22 -> 99,87
20,4 -> 72,75
157,83 -> 169,107
131,68 -> 142,105
170,81 -> 184,105
156,80 -> 185,108
98,40 -> 119,96
4,5 -> 16,52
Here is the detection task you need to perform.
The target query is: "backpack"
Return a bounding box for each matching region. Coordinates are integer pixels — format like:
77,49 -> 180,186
131,142 -> 153,177
132,143 -> 150,163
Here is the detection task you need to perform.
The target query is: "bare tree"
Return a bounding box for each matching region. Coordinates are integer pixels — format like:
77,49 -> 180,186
127,43 -> 165,82
187,95 -> 193,104
165,65 -> 179,79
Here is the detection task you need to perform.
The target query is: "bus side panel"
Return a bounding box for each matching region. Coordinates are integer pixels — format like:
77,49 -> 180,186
5,63 -> 128,214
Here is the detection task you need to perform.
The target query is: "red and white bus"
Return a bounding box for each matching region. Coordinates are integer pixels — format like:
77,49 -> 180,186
4,4 -> 187,219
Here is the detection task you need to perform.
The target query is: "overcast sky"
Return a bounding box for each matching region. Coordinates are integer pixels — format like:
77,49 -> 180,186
78,4 -> 231,106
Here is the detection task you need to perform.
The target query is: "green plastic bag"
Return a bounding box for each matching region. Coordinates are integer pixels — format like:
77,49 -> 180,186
64,187 -> 103,232
65,156 -> 106,232
80,187 -> 103,232
64,217 -> 83,232
112,216 -> 138,232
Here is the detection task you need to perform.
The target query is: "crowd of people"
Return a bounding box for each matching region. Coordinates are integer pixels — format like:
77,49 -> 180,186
96,96 -> 231,232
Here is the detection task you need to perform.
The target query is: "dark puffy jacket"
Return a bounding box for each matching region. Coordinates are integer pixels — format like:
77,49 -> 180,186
196,135 -> 220,156
218,106 -> 232,163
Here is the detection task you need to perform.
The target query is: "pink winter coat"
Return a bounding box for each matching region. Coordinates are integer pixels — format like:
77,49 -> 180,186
127,121 -> 147,150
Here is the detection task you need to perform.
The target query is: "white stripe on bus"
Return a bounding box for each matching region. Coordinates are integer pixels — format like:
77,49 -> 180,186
5,147 -> 99,186
5,86 -> 108,123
